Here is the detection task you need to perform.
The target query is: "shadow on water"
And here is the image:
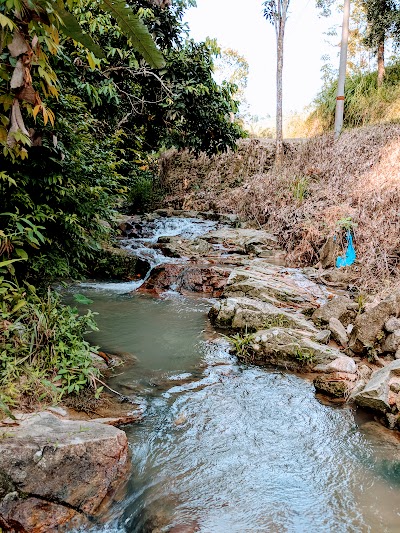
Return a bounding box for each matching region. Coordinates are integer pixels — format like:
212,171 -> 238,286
73,289 -> 400,533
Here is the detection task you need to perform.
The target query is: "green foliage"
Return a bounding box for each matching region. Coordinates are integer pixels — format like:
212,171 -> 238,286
225,332 -> 255,363
0,282 -> 99,411
291,176 -> 309,202
336,216 -> 358,232
307,62 -> 400,131
101,0 -> 165,68
294,347 -> 314,366
1,94 -> 125,282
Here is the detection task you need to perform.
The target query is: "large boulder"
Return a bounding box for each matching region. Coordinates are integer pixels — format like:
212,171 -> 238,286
353,359 -> 400,413
0,412 -> 129,526
248,327 -> 342,371
209,297 -> 317,333
0,494 -> 86,533
349,291 -> 400,354
223,265 -> 327,310
140,263 -> 231,297
312,296 -> 358,328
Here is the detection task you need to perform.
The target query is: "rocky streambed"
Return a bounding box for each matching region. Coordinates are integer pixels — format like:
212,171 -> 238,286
2,211 -> 400,532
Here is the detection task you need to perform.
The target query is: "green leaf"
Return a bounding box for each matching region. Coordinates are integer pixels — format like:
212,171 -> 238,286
11,300 -> 26,314
74,294 -> 94,305
101,0 -> 165,69
55,5 -> 105,59
0,258 -> 22,268
0,399 -> 15,420
15,248 -> 28,260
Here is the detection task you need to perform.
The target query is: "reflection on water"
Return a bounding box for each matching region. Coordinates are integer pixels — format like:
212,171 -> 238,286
78,290 -> 400,533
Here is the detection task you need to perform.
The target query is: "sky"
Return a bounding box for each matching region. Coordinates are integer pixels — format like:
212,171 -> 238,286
184,0 -> 342,119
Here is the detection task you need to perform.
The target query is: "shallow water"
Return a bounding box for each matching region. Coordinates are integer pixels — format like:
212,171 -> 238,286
77,289 -> 400,533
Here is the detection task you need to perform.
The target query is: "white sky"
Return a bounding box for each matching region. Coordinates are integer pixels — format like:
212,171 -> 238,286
184,0 -> 342,118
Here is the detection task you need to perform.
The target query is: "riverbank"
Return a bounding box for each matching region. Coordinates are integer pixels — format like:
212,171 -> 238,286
160,125 -> 400,292
2,211 -> 400,531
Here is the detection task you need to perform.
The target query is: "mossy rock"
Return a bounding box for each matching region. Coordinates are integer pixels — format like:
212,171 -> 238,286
90,246 -> 150,280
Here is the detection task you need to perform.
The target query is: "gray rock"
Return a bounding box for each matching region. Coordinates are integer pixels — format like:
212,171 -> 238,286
353,359 -> 400,413
0,412 -> 129,516
313,373 -> 356,398
396,347 -> 400,360
385,316 -> 400,333
313,330 -> 331,344
312,296 -> 358,328
203,228 -> 278,248
313,356 -> 357,374
349,291 -> 400,354
223,265 -> 327,309
328,317 -> 349,347
249,327 -> 342,370
382,329 -> 400,353
209,297 -> 317,333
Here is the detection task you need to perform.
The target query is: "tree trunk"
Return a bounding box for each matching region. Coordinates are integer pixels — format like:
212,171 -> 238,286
377,41 -> 385,87
275,22 -> 284,168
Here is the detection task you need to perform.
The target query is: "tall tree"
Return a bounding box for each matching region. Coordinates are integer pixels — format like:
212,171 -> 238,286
263,0 -> 290,167
363,0 -> 398,86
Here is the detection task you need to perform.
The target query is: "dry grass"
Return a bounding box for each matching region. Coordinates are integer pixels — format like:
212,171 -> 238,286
161,124 -> 400,292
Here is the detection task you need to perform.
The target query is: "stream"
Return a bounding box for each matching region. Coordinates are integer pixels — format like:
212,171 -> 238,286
75,218 -> 400,533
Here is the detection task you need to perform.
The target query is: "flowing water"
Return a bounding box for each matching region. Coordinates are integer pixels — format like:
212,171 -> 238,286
74,218 -> 400,533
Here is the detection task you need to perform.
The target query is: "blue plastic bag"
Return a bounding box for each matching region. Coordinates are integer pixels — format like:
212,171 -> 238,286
336,230 -> 356,268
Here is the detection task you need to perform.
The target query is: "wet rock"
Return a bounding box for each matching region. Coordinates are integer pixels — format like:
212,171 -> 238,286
313,356 -> 357,374
349,292 -> 400,354
0,494 -> 86,533
312,296 -> 358,328
223,265 -> 327,310
0,412 -> 129,517
91,246 -> 150,281
328,317 -> 349,347
155,236 -> 211,259
313,373 -> 356,398
382,329 -> 400,353
249,327 -> 342,370
385,316 -> 400,333
209,297 -> 317,333
353,359 -> 400,413
140,263 -> 231,297
312,330 -> 331,345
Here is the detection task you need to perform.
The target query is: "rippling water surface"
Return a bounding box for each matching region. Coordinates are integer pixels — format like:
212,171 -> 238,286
73,289 -> 400,533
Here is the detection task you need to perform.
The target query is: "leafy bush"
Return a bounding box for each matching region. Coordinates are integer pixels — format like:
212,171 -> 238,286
0,280 -> 100,414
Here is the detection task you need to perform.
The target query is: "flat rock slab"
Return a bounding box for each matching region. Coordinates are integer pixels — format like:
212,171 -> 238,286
224,265 -> 327,309
203,228 -> 278,248
209,296 -> 317,333
0,412 -> 129,517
